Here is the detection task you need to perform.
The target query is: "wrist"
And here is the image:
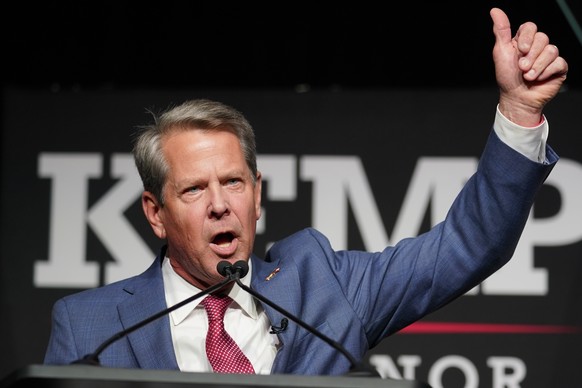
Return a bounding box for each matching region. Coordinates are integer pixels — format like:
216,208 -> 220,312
498,97 -> 543,127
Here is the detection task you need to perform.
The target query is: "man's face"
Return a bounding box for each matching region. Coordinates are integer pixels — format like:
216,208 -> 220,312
142,129 -> 262,289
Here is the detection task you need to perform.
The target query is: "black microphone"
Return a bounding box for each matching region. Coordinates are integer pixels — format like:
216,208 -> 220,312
223,260 -> 380,377
72,261 -> 244,366
217,260 -> 249,278
269,318 -> 288,334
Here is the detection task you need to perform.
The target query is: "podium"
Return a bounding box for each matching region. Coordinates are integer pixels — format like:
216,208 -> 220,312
0,365 -> 431,388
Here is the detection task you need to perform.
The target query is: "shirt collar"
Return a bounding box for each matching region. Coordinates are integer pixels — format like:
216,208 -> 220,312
162,257 -> 258,325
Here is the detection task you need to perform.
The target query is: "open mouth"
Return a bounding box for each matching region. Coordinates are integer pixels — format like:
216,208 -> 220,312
212,232 -> 235,247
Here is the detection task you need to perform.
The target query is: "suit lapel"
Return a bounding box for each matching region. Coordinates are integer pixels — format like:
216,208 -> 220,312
117,254 -> 179,370
251,255 -> 301,374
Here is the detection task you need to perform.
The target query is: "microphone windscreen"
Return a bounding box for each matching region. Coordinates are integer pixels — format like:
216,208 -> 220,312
216,261 -> 232,277
233,260 -> 249,278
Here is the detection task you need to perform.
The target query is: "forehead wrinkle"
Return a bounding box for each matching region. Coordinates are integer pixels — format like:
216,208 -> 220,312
162,129 -> 248,189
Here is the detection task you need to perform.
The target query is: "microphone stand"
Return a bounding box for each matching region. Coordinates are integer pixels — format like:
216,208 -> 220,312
224,265 -> 379,377
72,274 -> 236,366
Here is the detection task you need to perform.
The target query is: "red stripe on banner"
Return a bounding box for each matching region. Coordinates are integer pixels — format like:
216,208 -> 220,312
398,322 -> 582,334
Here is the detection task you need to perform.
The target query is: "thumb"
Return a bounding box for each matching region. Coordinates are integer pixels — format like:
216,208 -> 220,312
490,8 -> 512,45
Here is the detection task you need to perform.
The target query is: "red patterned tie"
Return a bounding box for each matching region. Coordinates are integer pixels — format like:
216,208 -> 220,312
202,295 -> 255,374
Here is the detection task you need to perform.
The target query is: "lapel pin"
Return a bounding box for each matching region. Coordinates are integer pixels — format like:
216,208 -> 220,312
265,267 -> 280,281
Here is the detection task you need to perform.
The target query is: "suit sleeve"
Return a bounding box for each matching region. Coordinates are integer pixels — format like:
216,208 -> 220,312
330,129 -> 557,346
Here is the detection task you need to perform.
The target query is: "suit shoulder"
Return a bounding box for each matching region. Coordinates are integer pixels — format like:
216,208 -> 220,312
57,276 -> 134,305
56,258 -> 160,306
272,227 -> 329,247
265,228 -> 334,262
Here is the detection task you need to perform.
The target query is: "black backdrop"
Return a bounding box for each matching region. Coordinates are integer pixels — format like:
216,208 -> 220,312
1,1 -> 582,388
2,1 -> 581,91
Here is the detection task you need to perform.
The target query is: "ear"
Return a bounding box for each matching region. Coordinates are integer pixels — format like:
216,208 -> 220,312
254,171 -> 263,220
142,191 -> 166,239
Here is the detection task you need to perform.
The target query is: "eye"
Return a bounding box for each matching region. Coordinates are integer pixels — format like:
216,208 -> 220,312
187,185 -> 202,194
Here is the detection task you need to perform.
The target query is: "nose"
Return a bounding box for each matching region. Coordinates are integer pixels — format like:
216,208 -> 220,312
208,184 -> 229,218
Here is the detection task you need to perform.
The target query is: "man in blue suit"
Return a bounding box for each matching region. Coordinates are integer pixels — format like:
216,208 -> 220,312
44,8 -> 568,376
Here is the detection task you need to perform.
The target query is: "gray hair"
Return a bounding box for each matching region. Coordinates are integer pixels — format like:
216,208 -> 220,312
132,99 -> 258,205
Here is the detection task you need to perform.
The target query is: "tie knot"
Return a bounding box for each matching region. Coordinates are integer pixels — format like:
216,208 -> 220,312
202,295 -> 233,321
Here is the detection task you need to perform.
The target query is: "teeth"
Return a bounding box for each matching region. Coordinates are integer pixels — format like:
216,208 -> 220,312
217,242 -> 231,247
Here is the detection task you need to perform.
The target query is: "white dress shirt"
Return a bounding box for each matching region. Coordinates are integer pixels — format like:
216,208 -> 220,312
160,106 -> 549,373
162,257 -> 279,374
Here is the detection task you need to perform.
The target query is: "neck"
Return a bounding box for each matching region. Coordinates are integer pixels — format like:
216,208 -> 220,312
169,257 -> 233,293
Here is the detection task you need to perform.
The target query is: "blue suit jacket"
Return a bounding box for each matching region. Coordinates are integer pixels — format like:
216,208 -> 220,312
44,131 -> 557,375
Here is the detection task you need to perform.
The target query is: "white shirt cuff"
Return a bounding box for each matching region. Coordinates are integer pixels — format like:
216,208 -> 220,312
493,104 -> 549,163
